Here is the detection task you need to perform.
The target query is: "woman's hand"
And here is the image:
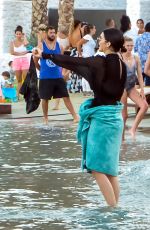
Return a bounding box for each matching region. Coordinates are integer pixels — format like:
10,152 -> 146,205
32,48 -> 42,58
139,88 -> 145,99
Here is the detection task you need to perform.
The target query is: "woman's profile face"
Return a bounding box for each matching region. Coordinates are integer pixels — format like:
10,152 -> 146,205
99,32 -> 107,52
91,26 -> 96,35
124,41 -> 134,53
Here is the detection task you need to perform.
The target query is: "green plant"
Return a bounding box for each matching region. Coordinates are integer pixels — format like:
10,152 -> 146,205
27,34 -> 38,47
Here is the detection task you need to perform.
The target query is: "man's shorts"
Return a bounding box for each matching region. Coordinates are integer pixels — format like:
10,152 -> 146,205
39,78 -> 69,100
13,57 -> 30,71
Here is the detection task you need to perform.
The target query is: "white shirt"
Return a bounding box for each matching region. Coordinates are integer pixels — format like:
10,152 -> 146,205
0,75 -> 5,87
13,43 -> 27,59
82,34 -> 96,57
57,37 -> 69,50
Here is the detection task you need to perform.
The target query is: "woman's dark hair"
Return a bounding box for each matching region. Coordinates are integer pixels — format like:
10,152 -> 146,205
137,18 -> 144,24
8,61 -> 13,66
103,28 -> 124,52
74,20 -> 81,29
84,24 -> 95,35
145,22 -> 150,32
120,15 -> 131,33
15,25 -> 23,33
81,21 -> 88,28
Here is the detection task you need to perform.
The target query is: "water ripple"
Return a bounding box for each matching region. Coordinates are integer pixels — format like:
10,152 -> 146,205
0,119 -> 150,229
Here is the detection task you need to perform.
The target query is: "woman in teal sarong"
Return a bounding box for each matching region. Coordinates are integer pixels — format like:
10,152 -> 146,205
33,28 -> 127,207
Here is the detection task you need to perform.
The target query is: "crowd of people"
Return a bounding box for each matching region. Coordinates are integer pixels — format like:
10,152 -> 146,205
1,15 -> 149,132
0,14 -> 150,206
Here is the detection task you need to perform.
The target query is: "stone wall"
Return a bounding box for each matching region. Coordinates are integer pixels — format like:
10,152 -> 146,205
126,0 -> 150,26
48,0 -> 126,9
0,0 -> 150,53
0,0 -> 32,53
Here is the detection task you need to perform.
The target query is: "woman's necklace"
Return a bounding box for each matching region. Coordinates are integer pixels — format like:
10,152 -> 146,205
124,54 -> 132,62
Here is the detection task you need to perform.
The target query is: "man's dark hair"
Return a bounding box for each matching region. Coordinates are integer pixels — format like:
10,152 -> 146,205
145,22 -> 150,32
2,71 -> 10,78
46,26 -> 55,32
103,28 -> 124,52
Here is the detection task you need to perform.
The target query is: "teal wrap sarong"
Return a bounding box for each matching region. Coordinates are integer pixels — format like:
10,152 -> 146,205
77,99 -> 123,176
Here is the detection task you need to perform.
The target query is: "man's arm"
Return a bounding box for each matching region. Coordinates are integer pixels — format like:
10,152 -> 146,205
33,42 -> 43,71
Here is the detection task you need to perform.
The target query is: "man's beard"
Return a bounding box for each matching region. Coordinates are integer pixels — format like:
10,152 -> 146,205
47,36 -> 55,41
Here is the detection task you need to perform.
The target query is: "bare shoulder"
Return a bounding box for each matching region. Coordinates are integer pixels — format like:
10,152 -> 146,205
60,45 -> 64,54
134,54 -> 140,63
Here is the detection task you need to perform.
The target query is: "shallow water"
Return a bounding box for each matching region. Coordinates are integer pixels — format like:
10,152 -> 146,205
0,118 -> 150,230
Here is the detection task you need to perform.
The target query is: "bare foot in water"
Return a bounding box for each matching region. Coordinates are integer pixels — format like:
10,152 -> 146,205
73,116 -> 79,123
52,107 -> 59,110
43,117 -> 49,125
128,129 -> 136,139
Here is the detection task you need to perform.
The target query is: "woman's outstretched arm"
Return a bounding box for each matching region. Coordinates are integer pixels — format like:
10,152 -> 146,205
42,53 -> 105,83
42,53 -> 92,81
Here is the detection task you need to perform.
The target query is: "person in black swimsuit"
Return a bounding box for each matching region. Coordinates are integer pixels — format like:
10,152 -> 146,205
33,28 -> 127,207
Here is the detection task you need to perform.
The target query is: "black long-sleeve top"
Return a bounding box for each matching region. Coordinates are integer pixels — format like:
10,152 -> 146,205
42,53 -> 127,107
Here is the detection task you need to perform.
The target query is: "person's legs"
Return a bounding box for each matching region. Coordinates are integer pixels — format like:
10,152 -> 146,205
121,90 -> 128,140
53,78 -> 79,122
92,171 -> 117,207
42,99 -> 49,124
21,57 -> 29,82
82,78 -> 87,96
85,79 -> 92,94
15,70 -> 22,99
63,97 -> 79,122
22,69 -> 28,82
107,175 -> 120,203
53,98 -> 60,110
128,87 -> 148,138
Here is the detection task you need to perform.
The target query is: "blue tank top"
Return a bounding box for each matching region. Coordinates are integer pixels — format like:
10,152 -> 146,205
40,41 -> 63,79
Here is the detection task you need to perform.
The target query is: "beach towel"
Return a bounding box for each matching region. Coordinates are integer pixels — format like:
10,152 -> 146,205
77,98 -> 123,176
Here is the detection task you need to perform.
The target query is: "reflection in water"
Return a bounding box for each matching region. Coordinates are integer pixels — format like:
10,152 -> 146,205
0,118 -> 150,229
